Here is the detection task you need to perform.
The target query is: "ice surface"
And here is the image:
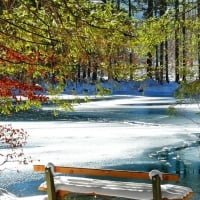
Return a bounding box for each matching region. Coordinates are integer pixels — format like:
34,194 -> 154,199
0,87 -> 199,199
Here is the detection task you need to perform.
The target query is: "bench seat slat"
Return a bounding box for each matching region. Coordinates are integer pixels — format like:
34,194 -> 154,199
39,176 -> 194,200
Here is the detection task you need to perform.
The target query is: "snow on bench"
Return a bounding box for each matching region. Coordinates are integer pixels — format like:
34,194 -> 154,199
33,163 -> 194,200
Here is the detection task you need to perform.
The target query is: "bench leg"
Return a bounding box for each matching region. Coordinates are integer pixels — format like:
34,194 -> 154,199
45,167 -> 57,200
152,174 -> 162,200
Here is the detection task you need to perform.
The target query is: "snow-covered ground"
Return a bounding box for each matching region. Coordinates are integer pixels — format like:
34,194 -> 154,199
1,80 -> 200,200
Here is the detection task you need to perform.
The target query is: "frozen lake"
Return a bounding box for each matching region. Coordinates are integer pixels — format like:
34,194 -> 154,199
0,95 -> 200,199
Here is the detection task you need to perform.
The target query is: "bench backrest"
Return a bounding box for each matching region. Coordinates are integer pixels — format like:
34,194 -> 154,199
34,164 -> 179,182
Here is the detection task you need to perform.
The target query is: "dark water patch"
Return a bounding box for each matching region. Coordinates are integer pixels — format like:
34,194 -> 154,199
180,174 -> 200,200
149,137 -> 200,177
0,109 -> 59,121
0,106 -> 168,123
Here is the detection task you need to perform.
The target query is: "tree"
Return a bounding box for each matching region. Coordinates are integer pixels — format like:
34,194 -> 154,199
147,0 -> 153,18
146,0 -> 153,79
0,0 -> 136,114
1,0 -> 200,109
174,0 -> 180,83
0,124 -> 29,169
198,0 -> 200,79
182,0 -> 186,81
159,0 -> 167,84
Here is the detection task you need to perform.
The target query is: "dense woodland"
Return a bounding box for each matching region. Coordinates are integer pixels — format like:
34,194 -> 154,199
0,0 -> 200,114
1,0 -> 200,171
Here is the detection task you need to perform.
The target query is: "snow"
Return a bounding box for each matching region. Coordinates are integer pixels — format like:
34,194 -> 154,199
56,79 -> 180,97
39,175 -> 192,200
0,79 -> 198,200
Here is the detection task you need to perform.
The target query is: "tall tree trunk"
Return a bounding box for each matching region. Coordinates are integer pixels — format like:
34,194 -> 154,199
175,0 -> 180,83
155,45 -> 159,81
147,52 -> 152,78
128,0 -> 132,17
165,40 -> 169,82
164,0 -> 169,82
198,0 -> 200,79
128,0 -> 133,80
147,0 -> 153,18
146,0 -> 153,79
154,2 -> 159,81
116,0 -> 120,10
87,60 -> 91,79
0,0 -> 4,14
160,42 -> 164,84
129,52 -> 133,80
159,0 -> 166,84
182,0 -> 186,81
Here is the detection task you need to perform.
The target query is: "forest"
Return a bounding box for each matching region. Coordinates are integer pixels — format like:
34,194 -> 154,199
0,0 -> 200,190
0,0 -> 200,115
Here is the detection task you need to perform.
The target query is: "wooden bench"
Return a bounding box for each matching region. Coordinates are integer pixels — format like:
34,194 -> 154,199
33,163 -> 194,200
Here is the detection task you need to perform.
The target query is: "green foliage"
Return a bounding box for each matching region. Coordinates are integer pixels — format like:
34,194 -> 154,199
167,105 -> 177,116
0,98 -> 43,115
0,97 -> 14,115
96,83 -> 112,96
134,15 -> 175,56
0,0 -> 138,114
175,80 -> 200,100
15,100 -> 42,112
0,0 -> 200,114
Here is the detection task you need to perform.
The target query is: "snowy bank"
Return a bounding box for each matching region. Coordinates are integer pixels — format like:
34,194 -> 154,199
61,79 -> 180,97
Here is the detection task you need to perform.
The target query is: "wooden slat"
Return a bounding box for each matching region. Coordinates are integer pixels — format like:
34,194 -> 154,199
33,165 -> 179,182
57,190 -> 70,198
183,192 -> 194,200
34,165 -> 45,172
40,189 -> 194,200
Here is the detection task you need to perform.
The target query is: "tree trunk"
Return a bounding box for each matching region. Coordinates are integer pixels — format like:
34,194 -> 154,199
198,0 -> 200,79
165,40 -> 169,82
182,0 -> 186,81
147,0 -> 153,18
146,0 -> 153,79
116,0 -> 120,10
155,45 -> 159,81
154,2 -> 159,81
0,0 -> 4,14
128,0 -> 132,17
175,0 -> 180,83
87,61 -> 91,79
159,0 -> 166,84
160,42 -> 164,84
129,52 -> 133,80
147,52 -> 153,79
